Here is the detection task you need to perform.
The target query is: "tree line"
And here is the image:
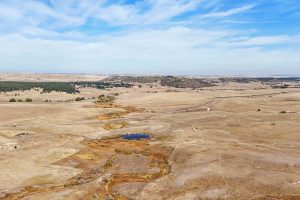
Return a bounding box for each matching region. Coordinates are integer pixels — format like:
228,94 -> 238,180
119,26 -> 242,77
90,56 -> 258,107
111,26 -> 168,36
0,81 -> 133,93
0,82 -> 78,93
71,81 -> 133,89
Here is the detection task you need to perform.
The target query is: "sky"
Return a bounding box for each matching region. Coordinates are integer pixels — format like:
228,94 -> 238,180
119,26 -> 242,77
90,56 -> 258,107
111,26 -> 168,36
0,0 -> 300,75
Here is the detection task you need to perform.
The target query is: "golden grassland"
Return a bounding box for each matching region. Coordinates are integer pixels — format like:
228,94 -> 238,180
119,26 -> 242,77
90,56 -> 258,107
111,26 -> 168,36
0,73 -> 299,200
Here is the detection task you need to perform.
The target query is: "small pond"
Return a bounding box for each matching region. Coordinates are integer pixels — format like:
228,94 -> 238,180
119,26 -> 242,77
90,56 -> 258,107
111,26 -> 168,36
120,134 -> 150,140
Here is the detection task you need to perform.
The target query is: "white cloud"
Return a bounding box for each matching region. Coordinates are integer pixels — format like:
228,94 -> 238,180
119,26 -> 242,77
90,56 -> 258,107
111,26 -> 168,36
1,27 -> 300,75
93,0 -> 205,25
94,4 -> 138,25
141,0 -> 201,24
19,26 -> 59,36
221,20 -> 281,24
200,5 -> 255,18
218,35 -> 300,46
0,4 -> 23,21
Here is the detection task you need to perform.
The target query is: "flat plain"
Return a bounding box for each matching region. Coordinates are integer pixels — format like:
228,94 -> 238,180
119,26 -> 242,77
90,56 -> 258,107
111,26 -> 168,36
0,73 -> 299,200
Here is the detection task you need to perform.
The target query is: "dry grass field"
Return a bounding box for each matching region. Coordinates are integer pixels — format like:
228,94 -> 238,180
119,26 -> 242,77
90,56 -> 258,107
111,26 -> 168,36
0,73 -> 299,200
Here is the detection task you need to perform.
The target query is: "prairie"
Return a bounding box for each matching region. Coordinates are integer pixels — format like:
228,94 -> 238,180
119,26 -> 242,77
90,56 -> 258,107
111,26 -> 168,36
0,73 -> 299,200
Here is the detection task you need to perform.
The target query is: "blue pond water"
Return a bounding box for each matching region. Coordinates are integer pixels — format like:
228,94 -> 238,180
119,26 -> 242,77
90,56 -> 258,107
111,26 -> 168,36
120,134 -> 150,140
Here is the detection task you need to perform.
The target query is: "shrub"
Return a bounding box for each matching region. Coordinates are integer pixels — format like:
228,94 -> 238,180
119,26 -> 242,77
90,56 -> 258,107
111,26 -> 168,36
9,98 -> 16,102
18,99 -> 22,102
26,98 -> 32,102
75,97 -> 82,101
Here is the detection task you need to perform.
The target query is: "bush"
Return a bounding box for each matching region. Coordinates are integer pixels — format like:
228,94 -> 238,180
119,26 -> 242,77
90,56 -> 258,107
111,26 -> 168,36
97,95 -> 115,103
18,99 -> 22,102
9,98 -> 16,102
75,97 -> 85,101
25,98 -> 32,102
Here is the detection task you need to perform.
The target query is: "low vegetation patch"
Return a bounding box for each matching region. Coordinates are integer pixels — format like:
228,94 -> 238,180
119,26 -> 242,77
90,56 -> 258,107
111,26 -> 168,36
160,76 -> 215,88
25,98 -> 33,102
103,123 -> 127,130
92,112 -> 128,120
9,98 -> 16,102
71,81 -> 133,89
97,95 -> 115,104
75,97 -> 85,101
104,75 -> 215,88
9,98 -> 32,102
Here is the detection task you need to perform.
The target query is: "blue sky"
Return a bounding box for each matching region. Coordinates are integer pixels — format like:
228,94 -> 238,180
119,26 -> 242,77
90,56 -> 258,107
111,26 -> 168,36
0,0 -> 299,75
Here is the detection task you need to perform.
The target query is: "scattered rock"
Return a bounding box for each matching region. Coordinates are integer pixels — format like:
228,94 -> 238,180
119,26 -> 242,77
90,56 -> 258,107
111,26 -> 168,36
105,195 -> 114,200
79,179 -> 85,184
16,133 -> 30,137
93,194 -> 99,198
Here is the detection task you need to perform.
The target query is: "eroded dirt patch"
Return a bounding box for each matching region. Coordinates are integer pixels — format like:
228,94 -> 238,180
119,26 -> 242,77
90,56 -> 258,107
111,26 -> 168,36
2,136 -> 173,200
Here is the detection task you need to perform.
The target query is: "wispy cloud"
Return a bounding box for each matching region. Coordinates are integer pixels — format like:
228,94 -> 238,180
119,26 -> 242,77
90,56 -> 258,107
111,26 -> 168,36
219,35 -> 300,47
221,20 -> 281,24
200,5 -> 255,18
0,4 -> 23,21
